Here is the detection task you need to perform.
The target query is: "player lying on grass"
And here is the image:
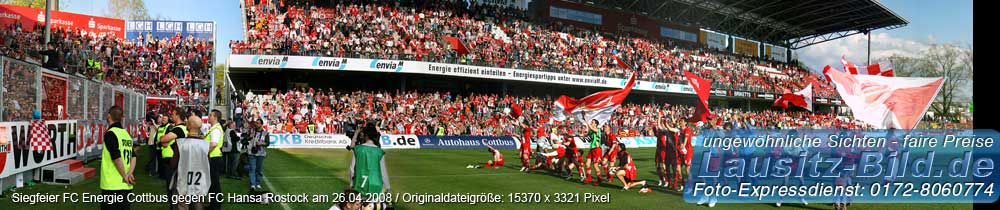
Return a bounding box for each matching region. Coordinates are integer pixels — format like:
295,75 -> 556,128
529,136 -> 560,172
469,142 -> 504,169
609,143 -> 650,193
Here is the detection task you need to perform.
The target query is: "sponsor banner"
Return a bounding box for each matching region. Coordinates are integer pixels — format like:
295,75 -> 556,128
417,136 -> 518,149
734,37 -> 759,57
756,92 -> 774,100
1,120 -> 81,178
473,0 -> 530,10
731,90 -> 753,98
379,135 -> 421,149
710,89 -> 730,97
615,136 -> 657,148
832,99 -> 843,105
817,98 -> 829,104
699,29 -> 728,51
0,4 -> 125,38
766,44 -> 787,62
229,55 -> 697,95
125,20 -> 215,40
267,133 -> 351,148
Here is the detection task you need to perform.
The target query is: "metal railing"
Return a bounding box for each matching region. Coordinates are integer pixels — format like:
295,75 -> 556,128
1,56 -> 146,128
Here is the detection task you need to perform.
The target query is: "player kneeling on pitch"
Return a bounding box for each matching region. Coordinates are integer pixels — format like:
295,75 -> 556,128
469,142 -> 504,169
609,143 -> 650,193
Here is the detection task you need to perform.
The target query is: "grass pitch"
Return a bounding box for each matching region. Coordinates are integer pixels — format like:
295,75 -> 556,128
0,147 -> 973,210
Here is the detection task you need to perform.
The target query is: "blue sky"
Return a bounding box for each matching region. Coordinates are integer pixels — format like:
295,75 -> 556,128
59,0 -> 972,71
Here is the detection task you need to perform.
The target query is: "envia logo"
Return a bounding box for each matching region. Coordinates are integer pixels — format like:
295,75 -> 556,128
380,135 -> 419,148
369,59 -> 404,72
269,134 -> 302,145
619,79 -> 640,88
251,55 -> 288,68
312,57 -> 347,70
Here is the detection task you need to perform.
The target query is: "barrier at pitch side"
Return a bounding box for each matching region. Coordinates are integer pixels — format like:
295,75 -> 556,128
267,134 -> 661,150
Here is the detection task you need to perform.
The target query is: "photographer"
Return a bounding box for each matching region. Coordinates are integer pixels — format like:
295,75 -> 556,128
247,119 -> 270,191
348,120 -> 390,196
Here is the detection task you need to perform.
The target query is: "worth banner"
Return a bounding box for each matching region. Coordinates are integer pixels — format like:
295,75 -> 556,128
0,120 -> 87,178
0,4 -> 125,38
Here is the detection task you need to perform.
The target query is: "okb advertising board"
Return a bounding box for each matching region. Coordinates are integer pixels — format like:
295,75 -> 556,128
268,133 -> 351,148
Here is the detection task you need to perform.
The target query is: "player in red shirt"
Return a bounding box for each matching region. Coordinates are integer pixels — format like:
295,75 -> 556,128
561,126 -> 584,181
602,125 -> 619,180
611,143 -> 649,193
518,119 -> 533,172
472,143 -> 505,169
678,121 -> 696,192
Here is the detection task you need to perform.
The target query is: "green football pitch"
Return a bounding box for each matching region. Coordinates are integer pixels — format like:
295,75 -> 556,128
0,147 -> 973,210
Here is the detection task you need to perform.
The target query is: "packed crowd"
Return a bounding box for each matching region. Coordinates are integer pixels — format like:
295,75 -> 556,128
237,88 -> 869,136
233,0 -> 839,98
0,22 -> 215,109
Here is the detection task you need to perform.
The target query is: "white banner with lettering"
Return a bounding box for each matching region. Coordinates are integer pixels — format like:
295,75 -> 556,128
228,55 -> 697,95
267,133 -> 352,148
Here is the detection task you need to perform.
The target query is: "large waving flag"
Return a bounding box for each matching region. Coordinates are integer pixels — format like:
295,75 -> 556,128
774,84 -> 813,111
684,71 -> 712,122
825,68 -> 943,129
552,72 -> 637,125
842,55 -> 895,77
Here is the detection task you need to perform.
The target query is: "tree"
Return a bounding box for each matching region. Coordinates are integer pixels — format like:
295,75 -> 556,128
2,0 -> 66,9
3,0 -> 47,9
105,0 -> 151,20
883,44 -> 973,121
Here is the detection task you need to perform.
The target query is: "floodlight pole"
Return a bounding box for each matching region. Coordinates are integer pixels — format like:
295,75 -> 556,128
866,30 -> 871,66
44,0 -> 51,44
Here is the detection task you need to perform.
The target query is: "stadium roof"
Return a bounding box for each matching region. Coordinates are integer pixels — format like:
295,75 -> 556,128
584,0 -> 908,49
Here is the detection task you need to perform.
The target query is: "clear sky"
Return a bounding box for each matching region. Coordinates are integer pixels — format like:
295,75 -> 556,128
58,0 -> 973,71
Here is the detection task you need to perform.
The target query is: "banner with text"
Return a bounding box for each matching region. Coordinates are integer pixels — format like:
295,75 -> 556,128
1,120 -> 83,178
228,55 -> 696,95
0,4 -> 125,38
267,133 -> 351,148
125,20 -> 215,40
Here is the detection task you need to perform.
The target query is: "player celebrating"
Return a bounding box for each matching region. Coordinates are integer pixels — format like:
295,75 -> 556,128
602,124 -> 619,181
562,126 -> 585,181
610,143 -> 649,193
470,142 -> 504,169
518,118 -> 533,172
583,119 -> 604,185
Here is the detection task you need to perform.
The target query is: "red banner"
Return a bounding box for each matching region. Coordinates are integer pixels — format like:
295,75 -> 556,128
41,73 -> 67,120
0,4 -> 125,38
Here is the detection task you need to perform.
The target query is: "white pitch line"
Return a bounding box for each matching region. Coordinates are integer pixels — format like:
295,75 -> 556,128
262,175 -> 293,210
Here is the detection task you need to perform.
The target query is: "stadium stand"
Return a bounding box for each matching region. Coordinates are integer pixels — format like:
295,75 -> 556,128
232,0 -> 839,99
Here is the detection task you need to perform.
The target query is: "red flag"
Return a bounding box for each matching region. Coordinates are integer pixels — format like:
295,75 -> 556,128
842,55 -> 894,77
552,73 -> 637,125
511,103 -> 523,118
825,68 -> 943,129
774,84 -> 813,111
613,55 -> 631,69
684,71 -> 712,122
822,65 -> 834,82
443,36 -> 470,55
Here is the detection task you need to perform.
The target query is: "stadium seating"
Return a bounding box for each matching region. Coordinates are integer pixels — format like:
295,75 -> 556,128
1,23 -> 214,107
233,0 -> 840,99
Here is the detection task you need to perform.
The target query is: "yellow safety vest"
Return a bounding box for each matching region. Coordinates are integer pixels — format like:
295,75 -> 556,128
307,124 -> 316,134
101,127 -> 133,190
161,125 -> 187,158
436,126 -> 445,136
154,124 -> 170,150
205,124 -> 224,157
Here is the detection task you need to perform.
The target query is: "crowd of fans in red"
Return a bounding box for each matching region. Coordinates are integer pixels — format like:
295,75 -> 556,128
1,22 -> 215,118
232,0 -> 839,99
239,88 -> 868,136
